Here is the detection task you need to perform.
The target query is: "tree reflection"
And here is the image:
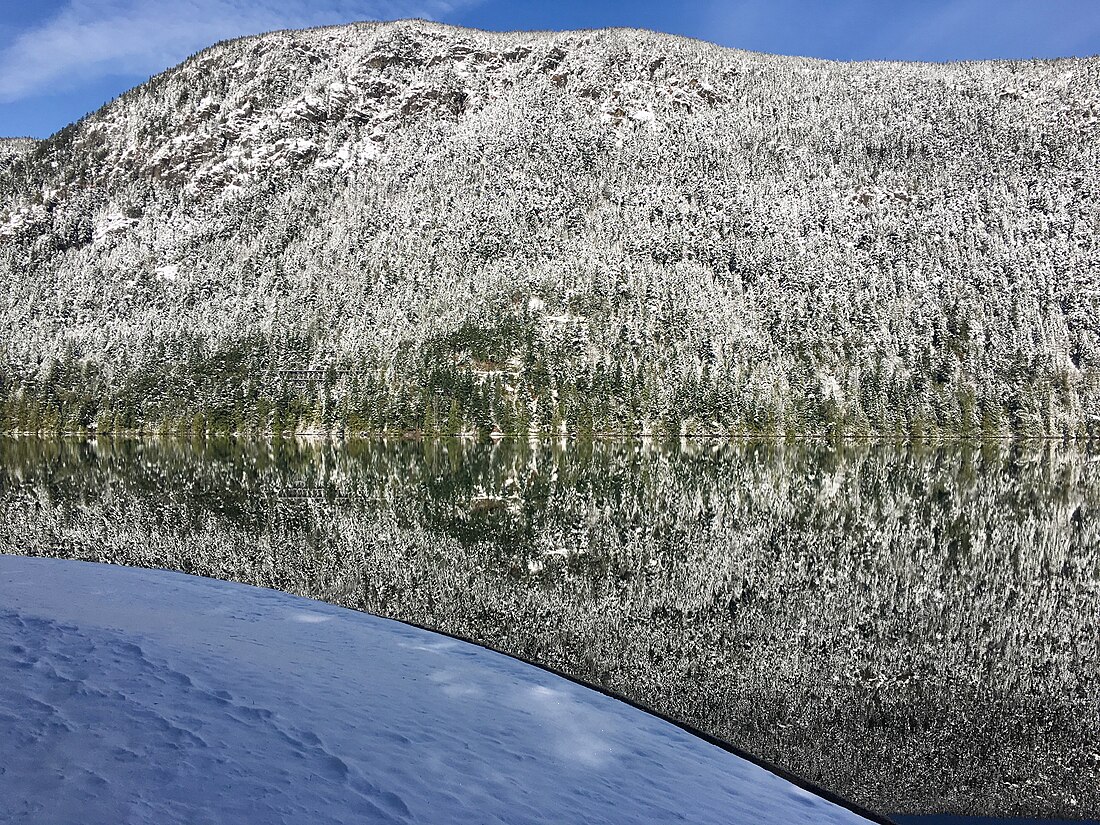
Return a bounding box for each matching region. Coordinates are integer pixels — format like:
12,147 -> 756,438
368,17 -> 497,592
1,435 -> 1097,819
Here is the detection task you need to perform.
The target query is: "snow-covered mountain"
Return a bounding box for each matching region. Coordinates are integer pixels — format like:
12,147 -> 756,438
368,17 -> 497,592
0,138 -> 36,159
1,20 -> 1097,436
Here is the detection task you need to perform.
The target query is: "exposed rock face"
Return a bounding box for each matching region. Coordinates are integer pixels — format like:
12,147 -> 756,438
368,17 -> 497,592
0,21 -> 1097,436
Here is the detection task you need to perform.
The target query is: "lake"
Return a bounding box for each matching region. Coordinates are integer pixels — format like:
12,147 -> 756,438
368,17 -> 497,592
1,436 -> 1097,820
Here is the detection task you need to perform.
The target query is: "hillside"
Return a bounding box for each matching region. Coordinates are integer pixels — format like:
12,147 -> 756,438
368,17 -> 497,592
0,138 -> 38,158
1,20 -> 1098,437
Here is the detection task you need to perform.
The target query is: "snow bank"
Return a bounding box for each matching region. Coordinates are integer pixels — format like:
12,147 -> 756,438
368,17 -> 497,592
0,556 -> 878,824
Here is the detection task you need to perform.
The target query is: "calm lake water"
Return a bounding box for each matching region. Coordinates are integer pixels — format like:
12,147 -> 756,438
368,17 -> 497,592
1,436 -> 1097,820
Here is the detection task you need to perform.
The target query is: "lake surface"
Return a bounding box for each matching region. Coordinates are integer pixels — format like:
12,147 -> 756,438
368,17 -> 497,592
1,436 -> 1097,820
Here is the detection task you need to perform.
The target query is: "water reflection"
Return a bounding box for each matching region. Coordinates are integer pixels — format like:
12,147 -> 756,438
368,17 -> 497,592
1,436 -> 1097,819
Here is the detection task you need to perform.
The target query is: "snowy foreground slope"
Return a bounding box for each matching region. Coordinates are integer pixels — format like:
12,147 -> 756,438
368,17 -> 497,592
0,556 -> 881,824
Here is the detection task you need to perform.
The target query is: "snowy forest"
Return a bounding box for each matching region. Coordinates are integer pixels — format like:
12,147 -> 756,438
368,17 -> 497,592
2,436 -> 1097,817
0,21 -> 1098,436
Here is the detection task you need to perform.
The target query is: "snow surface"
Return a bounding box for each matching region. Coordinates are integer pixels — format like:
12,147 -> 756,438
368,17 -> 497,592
0,555 -> 876,824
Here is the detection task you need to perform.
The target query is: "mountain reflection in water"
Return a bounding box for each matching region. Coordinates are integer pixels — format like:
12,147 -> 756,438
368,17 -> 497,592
1,436 -> 1097,820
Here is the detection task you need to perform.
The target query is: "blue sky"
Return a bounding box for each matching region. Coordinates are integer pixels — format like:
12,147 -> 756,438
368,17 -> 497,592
1,0 -> 1098,139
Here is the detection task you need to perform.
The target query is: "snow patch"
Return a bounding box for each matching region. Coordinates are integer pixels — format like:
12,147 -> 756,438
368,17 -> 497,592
154,264 -> 180,282
93,212 -> 138,244
0,556 -> 876,825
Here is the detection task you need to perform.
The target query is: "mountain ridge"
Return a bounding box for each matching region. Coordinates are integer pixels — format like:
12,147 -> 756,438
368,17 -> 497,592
1,19 -> 1098,437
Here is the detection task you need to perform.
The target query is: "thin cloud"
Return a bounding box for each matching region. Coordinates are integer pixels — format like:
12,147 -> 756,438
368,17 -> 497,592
0,0 -> 473,103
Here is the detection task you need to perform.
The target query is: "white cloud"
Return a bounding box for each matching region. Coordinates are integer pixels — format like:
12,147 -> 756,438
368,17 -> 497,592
0,0 -> 474,103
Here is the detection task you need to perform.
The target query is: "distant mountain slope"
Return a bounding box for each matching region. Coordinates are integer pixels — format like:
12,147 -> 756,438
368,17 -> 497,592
1,20 -> 1097,437
0,138 -> 38,157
